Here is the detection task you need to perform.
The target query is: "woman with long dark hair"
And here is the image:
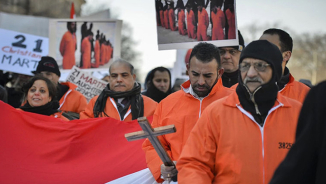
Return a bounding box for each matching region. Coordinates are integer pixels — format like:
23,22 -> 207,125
19,75 -> 68,121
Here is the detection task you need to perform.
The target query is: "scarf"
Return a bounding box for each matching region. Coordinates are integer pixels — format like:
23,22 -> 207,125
19,100 -> 60,116
236,77 -> 279,126
93,82 -> 144,120
277,67 -> 290,91
222,69 -> 239,88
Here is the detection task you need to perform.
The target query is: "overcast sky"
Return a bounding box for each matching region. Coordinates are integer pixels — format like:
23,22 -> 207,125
84,0 -> 326,82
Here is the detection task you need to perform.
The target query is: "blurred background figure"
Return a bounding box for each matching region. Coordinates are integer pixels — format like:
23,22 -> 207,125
172,78 -> 187,92
19,75 -> 68,121
142,66 -> 172,103
299,79 -> 313,88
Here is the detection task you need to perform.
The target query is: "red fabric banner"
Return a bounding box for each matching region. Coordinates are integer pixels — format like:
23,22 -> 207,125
0,101 -> 151,184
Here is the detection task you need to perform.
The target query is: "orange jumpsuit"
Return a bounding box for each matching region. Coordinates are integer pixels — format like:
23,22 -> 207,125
164,9 -> 169,29
159,10 -> 165,27
211,10 -> 225,40
177,91 -> 302,184
81,37 -> 91,69
168,9 -> 178,31
100,44 -> 106,65
178,9 -> 187,35
279,74 -> 310,103
107,45 -> 112,63
197,8 -> 209,41
80,95 -> 157,121
59,31 -> 76,69
59,82 -> 88,113
187,10 -> 197,39
91,40 -> 100,68
225,9 -> 236,39
142,79 -> 233,182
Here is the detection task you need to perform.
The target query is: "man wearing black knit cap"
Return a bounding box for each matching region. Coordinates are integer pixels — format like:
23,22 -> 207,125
219,30 -> 245,88
177,40 -> 303,184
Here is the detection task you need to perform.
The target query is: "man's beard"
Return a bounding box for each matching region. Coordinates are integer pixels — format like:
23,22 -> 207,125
192,77 -> 218,97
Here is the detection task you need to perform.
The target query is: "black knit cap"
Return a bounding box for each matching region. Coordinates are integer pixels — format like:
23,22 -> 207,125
32,56 -> 61,77
239,40 -> 283,82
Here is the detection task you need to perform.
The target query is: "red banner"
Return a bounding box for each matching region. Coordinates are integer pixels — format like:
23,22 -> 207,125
0,101 -> 151,184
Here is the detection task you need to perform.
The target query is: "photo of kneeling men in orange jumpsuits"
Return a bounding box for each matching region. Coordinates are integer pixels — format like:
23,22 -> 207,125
155,0 -> 237,44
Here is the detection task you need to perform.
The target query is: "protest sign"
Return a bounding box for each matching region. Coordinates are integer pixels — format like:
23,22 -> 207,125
0,28 -> 48,75
66,66 -> 107,101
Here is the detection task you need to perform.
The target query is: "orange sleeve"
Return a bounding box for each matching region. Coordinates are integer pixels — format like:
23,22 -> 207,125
177,108 -> 217,184
79,96 -> 97,119
142,102 -> 173,183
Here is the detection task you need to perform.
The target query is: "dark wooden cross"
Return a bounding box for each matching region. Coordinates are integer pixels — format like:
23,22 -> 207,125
125,117 -> 176,167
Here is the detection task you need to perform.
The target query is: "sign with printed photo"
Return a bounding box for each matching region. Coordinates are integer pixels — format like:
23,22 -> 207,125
0,28 -> 48,75
49,19 -> 122,72
155,0 -> 239,50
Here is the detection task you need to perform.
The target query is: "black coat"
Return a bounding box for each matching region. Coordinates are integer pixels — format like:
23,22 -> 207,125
269,81 -> 326,184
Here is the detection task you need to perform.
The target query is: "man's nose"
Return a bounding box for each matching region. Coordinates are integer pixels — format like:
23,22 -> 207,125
246,65 -> 258,78
198,75 -> 205,85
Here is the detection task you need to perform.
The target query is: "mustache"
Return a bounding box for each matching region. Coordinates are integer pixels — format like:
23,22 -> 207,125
115,84 -> 126,87
244,77 -> 263,84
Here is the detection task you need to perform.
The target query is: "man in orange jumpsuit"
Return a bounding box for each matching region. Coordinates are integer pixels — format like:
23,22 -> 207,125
177,5 -> 187,35
142,43 -> 233,183
80,31 -> 93,69
60,22 -> 77,69
32,56 -> 87,118
259,28 -> 310,103
91,34 -> 100,68
211,2 -> 225,40
107,41 -> 113,64
225,3 -> 236,39
177,40 -> 303,184
186,5 -> 197,39
197,2 -> 209,41
80,59 -> 157,121
163,4 -> 170,29
100,41 -> 106,66
168,3 -> 178,31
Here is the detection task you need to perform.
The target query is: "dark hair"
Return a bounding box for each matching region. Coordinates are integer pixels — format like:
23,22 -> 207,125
21,75 -> 57,103
263,28 -> 293,53
109,59 -> 134,75
144,67 -> 171,90
67,22 -> 76,33
189,42 -> 221,69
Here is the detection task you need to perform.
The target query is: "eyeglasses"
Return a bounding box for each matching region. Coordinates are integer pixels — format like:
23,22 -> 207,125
239,62 -> 271,72
219,49 -> 240,56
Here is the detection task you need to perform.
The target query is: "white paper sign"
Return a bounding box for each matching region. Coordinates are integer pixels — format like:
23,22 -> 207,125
0,28 -> 48,75
66,66 -> 107,101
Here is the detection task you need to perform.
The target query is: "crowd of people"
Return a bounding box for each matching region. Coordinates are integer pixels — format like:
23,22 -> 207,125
60,21 -> 113,70
0,27 -> 323,184
156,0 -> 236,41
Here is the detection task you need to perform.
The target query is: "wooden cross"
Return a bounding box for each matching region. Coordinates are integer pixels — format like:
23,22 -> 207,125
125,117 -> 176,167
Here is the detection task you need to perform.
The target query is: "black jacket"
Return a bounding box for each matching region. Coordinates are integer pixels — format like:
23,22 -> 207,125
270,80 -> 326,184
